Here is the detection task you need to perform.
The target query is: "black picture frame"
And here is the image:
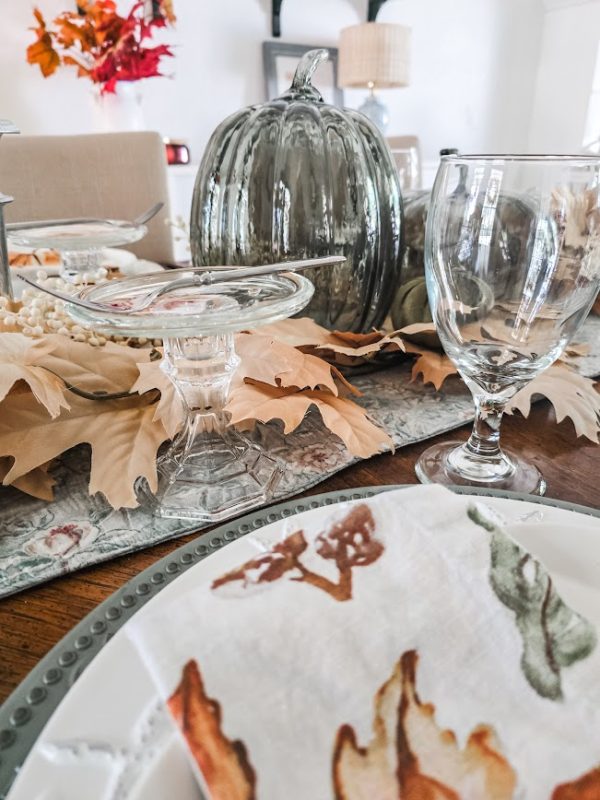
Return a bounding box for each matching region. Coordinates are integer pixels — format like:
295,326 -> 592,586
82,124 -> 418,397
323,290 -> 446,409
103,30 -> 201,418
262,42 -> 344,107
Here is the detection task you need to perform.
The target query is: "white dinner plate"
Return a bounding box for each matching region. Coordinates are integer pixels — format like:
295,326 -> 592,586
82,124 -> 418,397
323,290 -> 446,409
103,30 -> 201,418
6,489 -> 600,800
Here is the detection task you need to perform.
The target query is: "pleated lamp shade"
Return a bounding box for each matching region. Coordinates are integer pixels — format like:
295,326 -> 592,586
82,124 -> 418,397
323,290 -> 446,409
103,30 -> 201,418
338,22 -> 411,89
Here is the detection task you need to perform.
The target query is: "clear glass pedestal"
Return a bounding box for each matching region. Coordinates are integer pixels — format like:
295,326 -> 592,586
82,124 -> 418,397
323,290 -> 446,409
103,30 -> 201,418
138,332 -> 283,521
65,268 -> 314,522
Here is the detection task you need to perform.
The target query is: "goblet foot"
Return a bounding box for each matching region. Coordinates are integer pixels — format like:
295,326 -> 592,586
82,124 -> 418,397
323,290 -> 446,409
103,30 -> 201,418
139,424 -> 283,522
415,440 -> 546,496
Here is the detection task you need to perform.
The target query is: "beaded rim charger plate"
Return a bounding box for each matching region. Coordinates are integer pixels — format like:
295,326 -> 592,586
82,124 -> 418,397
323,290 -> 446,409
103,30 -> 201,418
1,485 -> 599,799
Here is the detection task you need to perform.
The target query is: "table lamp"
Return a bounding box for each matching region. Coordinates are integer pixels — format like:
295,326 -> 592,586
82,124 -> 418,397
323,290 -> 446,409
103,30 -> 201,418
339,22 -> 410,132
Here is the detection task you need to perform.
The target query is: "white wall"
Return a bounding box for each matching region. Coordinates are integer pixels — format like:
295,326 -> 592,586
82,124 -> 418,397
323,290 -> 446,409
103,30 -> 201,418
0,0 -> 544,168
528,0 -> 600,152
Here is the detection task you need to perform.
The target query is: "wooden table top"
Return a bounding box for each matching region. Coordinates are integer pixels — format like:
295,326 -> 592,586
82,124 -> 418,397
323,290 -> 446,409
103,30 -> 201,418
0,400 -> 599,705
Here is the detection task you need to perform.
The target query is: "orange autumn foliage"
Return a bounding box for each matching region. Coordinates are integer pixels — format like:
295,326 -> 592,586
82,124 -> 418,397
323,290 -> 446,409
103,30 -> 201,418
26,1 -> 175,93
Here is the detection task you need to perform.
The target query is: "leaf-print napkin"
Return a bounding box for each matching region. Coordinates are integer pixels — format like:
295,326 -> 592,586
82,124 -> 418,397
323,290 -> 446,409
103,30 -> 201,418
129,485 -> 600,799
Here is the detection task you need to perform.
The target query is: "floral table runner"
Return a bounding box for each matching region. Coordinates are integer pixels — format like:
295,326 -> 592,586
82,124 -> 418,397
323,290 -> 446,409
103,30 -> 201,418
1,317 -> 599,598
130,485 -> 600,798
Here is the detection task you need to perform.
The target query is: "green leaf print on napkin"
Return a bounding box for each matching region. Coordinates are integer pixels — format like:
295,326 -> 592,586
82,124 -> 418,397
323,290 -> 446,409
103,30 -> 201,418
468,506 -> 596,701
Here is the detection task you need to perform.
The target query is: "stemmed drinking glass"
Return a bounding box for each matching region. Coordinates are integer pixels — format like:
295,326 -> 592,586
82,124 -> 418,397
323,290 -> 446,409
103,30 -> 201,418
416,155 -> 600,494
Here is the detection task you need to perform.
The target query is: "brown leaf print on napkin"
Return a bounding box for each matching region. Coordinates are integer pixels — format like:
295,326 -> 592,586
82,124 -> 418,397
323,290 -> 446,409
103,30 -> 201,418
212,505 -> 382,601
168,660 -> 256,800
552,767 -> 600,799
333,650 -> 516,800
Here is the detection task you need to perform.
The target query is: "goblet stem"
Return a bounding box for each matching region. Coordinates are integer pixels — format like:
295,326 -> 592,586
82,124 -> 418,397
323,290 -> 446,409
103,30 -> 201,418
464,394 -> 506,460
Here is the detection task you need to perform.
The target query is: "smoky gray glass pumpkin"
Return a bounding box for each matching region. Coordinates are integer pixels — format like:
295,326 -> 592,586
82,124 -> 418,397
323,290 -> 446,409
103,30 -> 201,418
190,49 -> 403,332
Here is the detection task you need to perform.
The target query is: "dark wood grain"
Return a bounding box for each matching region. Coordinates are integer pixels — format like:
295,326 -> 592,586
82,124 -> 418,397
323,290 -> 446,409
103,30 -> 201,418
0,401 -> 598,704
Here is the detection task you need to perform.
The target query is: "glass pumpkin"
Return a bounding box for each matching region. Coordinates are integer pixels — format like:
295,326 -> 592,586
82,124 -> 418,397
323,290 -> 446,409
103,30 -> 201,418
190,49 -> 404,332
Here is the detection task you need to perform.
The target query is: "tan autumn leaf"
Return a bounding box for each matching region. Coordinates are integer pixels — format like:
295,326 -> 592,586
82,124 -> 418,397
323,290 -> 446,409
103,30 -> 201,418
0,391 -> 169,509
256,318 -> 402,358
396,322 -> 437,336
507,365 -> 600,442
34,335 -> 151,394
168,660 -> 256,800
0,457 -> 56,501
333,650 -> 516,800
411,348 -> 458,390
0,333 -> 68,417
131,358 -> 185,440
225,381 -> 392,458
562,342 -> 590,358
396,322 -> 441,350
255,317 -> 333,347
558,341 -> 591,367
234,332 -> 354,395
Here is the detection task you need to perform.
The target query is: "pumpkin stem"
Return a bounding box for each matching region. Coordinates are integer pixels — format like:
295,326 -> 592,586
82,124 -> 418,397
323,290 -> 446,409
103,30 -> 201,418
288,49 -> 328,101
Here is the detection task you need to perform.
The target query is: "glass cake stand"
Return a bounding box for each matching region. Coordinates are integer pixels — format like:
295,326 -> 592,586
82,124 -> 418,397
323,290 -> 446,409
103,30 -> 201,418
8,221 -> 147,283
65,269 -> 314,521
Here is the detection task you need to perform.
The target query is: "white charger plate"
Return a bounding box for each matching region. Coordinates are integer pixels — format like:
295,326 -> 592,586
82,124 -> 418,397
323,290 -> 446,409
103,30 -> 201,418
3,486 -> 600,800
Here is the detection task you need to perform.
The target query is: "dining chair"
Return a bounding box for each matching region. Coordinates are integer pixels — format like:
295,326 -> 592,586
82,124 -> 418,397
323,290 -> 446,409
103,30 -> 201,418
0,131 -> 175,264
387,134 -> 422,191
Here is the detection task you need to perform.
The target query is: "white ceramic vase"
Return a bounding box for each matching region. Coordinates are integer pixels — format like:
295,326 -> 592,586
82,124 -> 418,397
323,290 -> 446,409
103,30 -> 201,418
92,81 -> 146,132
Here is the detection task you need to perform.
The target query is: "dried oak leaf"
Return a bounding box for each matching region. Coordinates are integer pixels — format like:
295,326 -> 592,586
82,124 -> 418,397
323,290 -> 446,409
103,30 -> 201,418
507,364 -> 600,442
333,650 -> 516,800
0,457 -> 56,501
131,358 -> 185,439
256,318 -> 423,363
0,333 -> 68,417
225,380 -> 392,459
0,391 -> 168,509
411,348 -> 458,391
34,335 -> 151,394
233,332 -> 353,395
168,659 -> 256,800
255,317 -> 334,347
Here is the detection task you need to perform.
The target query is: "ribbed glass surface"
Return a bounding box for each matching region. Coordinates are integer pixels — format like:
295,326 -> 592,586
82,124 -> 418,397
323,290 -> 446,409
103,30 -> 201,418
191,50 -> 404,332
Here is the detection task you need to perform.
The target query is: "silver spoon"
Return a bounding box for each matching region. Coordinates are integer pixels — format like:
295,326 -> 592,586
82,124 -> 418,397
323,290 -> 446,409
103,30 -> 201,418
6,201 -> 164,233
16,255 -> 345,315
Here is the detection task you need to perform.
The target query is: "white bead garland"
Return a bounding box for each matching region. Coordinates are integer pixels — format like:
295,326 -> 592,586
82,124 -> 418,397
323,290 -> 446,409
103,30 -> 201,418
0,272 -> 161,349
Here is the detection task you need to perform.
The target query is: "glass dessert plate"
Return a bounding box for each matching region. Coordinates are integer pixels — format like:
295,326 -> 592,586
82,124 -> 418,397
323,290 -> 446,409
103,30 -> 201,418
66,270 -> 314,522
8,221 -> 147,283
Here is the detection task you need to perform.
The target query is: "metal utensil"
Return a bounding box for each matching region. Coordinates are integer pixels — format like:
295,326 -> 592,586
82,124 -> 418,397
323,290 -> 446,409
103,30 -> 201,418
0,118 -> 19,299
5,201 -> 164,233
16,255 -> 346,315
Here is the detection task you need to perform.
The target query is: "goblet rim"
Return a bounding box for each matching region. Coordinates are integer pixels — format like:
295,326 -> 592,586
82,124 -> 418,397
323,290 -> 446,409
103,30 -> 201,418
440,153 -> 600,166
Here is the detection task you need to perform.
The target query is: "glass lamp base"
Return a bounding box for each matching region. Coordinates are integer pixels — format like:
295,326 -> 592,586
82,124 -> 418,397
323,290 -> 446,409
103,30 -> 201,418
358,92 -> 389,132
415,440 -> 546,496
139,424 -> 283,522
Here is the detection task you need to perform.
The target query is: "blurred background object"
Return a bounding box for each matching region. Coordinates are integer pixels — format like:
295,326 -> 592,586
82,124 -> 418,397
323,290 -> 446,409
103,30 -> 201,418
387,134 -> 421,191
338,21 -> 410,132
164,138 -> 191,166
0,132 -> 174,264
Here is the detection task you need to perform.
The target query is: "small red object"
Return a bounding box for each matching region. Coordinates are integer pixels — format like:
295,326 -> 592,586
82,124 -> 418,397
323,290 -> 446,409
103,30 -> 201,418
165,139 -> 190,166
